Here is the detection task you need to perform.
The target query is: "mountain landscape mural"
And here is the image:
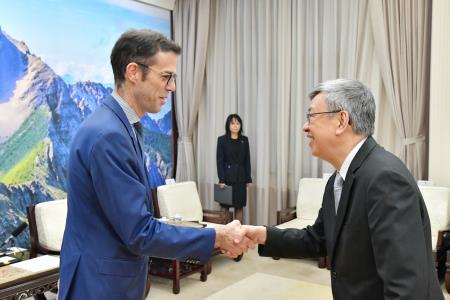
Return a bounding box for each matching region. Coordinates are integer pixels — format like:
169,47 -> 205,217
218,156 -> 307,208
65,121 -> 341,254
0,28 -> 173,248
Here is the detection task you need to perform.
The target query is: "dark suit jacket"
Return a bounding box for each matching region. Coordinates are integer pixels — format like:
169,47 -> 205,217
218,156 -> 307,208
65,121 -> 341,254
59,96 -> 215,300
216,134 -> 252,184
259,137 -> 443,300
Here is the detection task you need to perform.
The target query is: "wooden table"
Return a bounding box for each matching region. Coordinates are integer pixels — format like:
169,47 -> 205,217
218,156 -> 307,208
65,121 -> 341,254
164,220 -> 206,228
0,256 -> 59,300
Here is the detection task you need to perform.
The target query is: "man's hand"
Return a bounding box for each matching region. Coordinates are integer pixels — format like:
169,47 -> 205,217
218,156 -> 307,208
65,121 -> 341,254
214,220 -> 256,258
242,225 -> 267,245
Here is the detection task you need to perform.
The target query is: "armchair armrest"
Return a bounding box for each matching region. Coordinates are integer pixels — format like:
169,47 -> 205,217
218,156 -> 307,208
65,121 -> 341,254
276,206 -> 297,225
202,209 -> 231,224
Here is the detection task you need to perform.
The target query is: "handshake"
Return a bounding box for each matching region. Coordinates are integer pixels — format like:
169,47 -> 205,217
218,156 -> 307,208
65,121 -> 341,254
214,220 -> 267,258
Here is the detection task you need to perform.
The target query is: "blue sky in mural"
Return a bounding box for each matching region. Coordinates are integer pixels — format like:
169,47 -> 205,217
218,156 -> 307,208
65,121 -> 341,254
0,0 -> 172,118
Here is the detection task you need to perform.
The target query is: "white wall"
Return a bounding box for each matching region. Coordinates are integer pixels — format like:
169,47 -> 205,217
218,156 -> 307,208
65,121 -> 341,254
429,0 -> 450,188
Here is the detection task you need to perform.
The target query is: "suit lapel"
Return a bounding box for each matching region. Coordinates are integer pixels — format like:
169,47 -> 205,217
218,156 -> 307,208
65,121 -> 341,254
102,96 -> 150,189
331,136 -> 378,262
103,96 -> 140,156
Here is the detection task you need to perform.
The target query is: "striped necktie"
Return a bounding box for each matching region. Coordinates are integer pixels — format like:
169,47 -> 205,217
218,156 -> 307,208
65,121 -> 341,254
334,172 -> 344,214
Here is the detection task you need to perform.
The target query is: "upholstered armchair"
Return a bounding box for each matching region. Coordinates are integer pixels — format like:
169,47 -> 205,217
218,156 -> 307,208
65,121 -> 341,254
26,199 -> 67,300
148,181 -> 231,294
27,199 -> 155,298
27,199 -> 67,259
419,185 -> 450,292
276,178 -> 328,268
157,181 -> 231,227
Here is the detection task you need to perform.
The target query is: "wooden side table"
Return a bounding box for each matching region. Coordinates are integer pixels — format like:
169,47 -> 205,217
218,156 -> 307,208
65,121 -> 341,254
0,255 -> 59,300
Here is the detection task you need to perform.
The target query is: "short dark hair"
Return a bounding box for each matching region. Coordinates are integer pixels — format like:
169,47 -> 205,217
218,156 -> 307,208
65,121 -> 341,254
110,29 -> 181,87
225,114 -> 243,136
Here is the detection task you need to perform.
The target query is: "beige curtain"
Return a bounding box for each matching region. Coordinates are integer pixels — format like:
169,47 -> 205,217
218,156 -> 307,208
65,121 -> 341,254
193,0 -> 389,225
174,0 -> 403,224
173,0 -> 210,181
370,0 -> 432,179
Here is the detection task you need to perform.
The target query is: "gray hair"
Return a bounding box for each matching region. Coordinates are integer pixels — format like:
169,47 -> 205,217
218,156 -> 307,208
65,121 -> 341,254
308,79 -> 375,136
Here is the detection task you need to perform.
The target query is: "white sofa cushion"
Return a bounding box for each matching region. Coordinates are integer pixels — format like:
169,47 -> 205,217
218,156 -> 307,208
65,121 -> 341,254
297,178 -> 327,221
277,218 -> 315,230
35,199 -> 67,251
276,178 -> 326,230
419,185 -> 450,249
157,181 -> 203,222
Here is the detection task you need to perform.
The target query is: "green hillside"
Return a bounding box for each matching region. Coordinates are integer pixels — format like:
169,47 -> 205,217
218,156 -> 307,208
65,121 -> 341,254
0,107 -> 49,175
0,140 -> 49,184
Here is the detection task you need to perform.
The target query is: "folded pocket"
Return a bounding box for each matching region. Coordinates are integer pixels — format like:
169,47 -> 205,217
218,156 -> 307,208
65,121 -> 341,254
98,257 -> 144,277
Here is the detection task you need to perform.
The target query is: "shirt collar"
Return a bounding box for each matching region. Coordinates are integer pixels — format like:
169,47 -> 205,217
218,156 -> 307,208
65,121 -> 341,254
337,137 -> 367,181
111,90 -> 140,125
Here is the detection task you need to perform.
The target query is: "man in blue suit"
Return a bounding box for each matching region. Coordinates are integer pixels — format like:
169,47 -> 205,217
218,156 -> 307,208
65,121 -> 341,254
59,29 -> 250,300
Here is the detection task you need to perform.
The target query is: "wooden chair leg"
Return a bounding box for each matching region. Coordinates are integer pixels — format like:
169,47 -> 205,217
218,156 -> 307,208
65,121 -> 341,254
200,264 -> 208,282
172,260 -> 180,294
234,254 -> 243,262
34,294 -> 47,300
207,261 -> 212,274
145,274 -> 151,297
445,272 -> 450,294
318,256 -> 326,269
445,251 -> 450,293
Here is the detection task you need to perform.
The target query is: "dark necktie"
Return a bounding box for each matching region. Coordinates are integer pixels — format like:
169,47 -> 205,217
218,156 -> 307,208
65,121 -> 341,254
133,122 -> 153,214
133,122 -> 144,158
334,172 -> 344,214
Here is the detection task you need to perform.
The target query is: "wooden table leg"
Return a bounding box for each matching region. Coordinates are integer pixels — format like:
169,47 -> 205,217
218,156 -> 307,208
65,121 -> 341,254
201,264 -> 208,282
445,251 -> 450,293
172,260 -> 180,294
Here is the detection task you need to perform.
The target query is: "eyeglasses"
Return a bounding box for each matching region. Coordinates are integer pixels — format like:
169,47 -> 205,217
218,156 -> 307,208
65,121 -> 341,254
306,110 -> 342,123
135,62 -> 177,86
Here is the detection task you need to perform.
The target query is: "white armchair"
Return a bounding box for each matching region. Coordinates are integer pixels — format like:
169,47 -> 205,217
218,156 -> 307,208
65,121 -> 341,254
149,181 -> 231,294
419,185 -> 450,292
157,181 -> 231,227
276,178 -> 327,268
277,178 -> 326,229
27,199 -> 67,258
26,199 -> 67,300
419,185 -> 450,250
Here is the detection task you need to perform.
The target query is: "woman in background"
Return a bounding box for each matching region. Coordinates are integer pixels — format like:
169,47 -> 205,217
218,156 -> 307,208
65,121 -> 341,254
216,114 -> 252,223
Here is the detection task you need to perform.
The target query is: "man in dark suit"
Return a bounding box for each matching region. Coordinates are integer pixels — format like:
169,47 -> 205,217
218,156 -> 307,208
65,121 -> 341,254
244,79 -> 443,300
59,29 -> 252,300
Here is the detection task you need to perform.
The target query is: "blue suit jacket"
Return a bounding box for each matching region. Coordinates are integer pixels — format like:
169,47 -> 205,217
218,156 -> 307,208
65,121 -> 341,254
59,96 -> 215,300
